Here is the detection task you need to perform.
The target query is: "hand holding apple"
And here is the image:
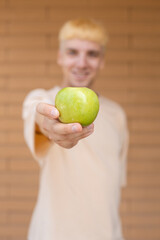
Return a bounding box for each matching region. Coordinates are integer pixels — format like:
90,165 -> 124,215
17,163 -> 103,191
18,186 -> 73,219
36,102 -> 94,149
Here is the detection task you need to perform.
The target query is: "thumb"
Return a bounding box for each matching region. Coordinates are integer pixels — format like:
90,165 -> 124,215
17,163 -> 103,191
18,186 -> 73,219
36,102 -> 59,119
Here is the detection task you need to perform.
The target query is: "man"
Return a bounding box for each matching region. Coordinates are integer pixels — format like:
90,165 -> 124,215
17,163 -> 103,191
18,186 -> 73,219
22,19 -> 129,240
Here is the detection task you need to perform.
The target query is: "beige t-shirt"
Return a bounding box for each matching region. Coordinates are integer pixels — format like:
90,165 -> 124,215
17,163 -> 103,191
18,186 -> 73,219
22,86 -> 129,240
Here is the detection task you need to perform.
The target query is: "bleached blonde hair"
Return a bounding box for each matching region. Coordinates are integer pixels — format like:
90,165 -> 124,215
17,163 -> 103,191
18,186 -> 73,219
58,19 -> 108,48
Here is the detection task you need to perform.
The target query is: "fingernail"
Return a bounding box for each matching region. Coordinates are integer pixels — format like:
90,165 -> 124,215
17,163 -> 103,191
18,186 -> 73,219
72,125 -> 79,132
51,108 -> 58,117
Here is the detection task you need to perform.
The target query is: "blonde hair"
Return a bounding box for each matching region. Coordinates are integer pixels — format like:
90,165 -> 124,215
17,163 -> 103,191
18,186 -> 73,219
58,19 -> 108,48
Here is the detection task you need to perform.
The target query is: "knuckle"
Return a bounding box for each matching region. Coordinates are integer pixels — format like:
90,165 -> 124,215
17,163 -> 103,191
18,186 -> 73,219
63,125 -> 71,134
37,102 -> 45,114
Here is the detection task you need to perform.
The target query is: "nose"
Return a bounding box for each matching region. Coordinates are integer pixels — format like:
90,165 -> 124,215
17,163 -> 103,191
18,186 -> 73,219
76,54 -> 88,68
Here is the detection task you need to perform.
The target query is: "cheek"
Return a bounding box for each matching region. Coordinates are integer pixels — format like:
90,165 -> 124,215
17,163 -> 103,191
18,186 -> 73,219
89,61 -> 101,71
62,57 -> 76,68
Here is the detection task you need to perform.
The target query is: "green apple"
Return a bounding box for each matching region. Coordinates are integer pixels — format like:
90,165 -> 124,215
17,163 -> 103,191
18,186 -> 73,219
55,87 -> 99,126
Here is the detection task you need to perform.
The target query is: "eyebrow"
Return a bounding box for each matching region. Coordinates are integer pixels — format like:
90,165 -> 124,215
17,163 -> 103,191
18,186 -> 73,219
66,47 -> 77,51
65,47 -> 100,52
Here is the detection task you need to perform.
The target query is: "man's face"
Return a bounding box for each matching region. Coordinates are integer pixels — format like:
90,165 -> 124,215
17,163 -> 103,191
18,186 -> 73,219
57,39 -> 104,88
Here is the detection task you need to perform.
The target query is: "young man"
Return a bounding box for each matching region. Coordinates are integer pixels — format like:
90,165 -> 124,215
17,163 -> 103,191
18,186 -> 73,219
23,19 -> 129,240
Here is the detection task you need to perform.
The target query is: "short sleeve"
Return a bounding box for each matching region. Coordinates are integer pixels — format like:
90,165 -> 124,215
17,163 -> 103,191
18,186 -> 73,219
22,89 -> 53,166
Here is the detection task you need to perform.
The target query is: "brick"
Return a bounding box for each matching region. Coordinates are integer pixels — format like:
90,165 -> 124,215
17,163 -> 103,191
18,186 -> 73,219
0,212 -> 7,224
131,9 -> 160,22
7,77 -> 55,90
0,91 -> 26,103
8,0 -> 94,7
0,0 -> 6,7
128,159 -> 160,174
123,214 -> 160,227
8,21 -> 60,34
0,199 -> 35,211
7,49 -> 55,62
0,22 -> 7,34
0,131 -> 24,144
126,226 -> 160,240
83,0 -> 160,7
0,50 -> 7,62
128,173 -> 160,187
0,36 -> 47,49
130,63 -> 160,76
0,224 -> 27,237
0,8 -> 46,21
120,199 -> 160,214
10,185 -> 37,198
96,77 -> 160,91
49,8 -> 128,22
0,159 -> 7,171
7,0 -> 160,8
0,63 -> 46,77
0,185 -> 8,198
103,90 -> 160,104
0,104 -> 22,118
107,35 -> 129,49
106,22 -> 160,35
0,77 -> 6,88
129,146 -> 160,160
0,145 -> 32,158
130,119 -> 160,132
123,186 -> 160,201
0,172 -> 39,186
132,36 -> 160,49
9,212 -> 30,225
2,237 -> 25,240
126,105 -> 160,118
102,87 -> 160,105
9,0 -> 50,7
130,132 -> 160,145
9,159 -> 38,172
0,118 -> 23,130
106,49 -> 160,63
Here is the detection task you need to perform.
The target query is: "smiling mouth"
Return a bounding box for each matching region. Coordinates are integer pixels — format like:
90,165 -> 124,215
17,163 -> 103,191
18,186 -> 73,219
72,71 -> 89,80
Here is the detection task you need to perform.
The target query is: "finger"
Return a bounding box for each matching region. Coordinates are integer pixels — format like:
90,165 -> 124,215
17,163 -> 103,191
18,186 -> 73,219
36,102 -> 59,119
83,123 -> 94,131
68,123 -> 94,140
52,122 -> 83,135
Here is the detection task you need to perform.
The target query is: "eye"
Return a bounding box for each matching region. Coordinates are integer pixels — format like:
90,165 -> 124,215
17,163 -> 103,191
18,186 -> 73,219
88,51 -> 100,58
66,49 -> 78,56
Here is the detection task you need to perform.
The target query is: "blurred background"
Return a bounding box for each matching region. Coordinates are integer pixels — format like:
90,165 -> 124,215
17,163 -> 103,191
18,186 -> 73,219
0,0 -> 160,239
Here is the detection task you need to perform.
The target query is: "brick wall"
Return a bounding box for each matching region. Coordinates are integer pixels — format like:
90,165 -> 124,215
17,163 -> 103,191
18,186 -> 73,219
0,0 -> 160,239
